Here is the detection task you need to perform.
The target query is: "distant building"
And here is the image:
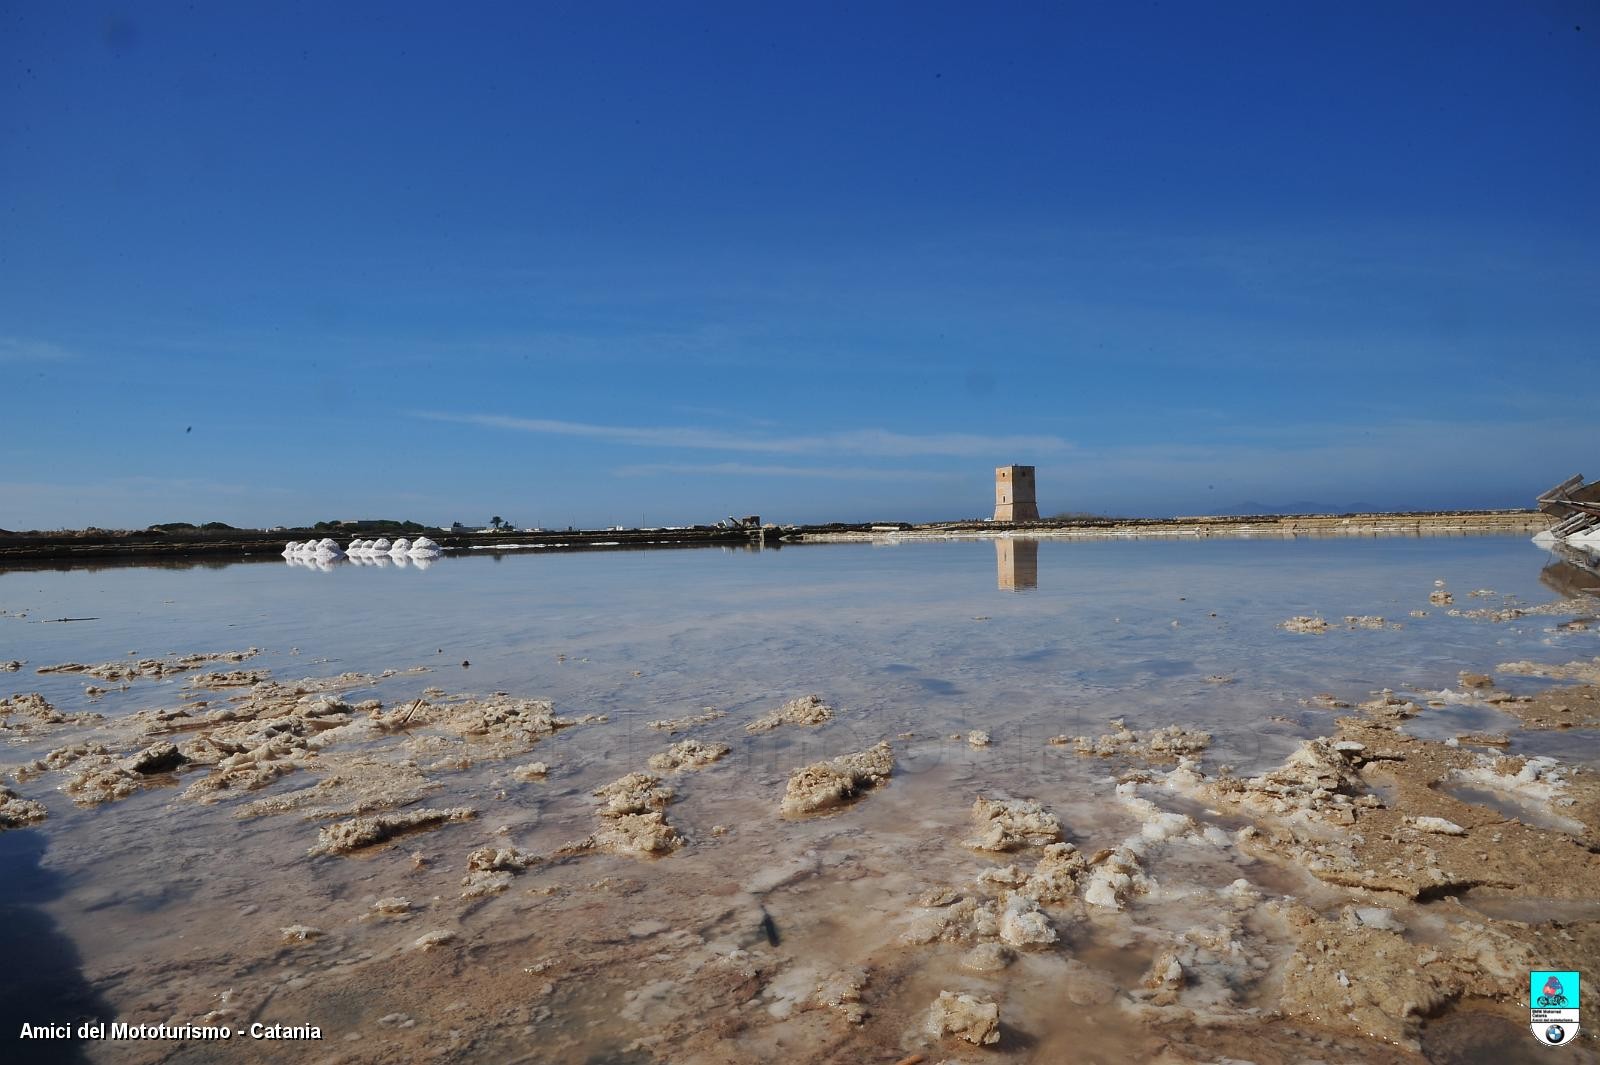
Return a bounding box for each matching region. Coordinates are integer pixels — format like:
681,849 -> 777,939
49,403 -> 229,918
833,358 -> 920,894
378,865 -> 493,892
993,465 -> 1039,522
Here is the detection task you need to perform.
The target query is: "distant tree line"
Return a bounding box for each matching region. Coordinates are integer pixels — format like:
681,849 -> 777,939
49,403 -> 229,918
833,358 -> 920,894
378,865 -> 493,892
148,521 -> 238,532
143,519 -> 438,534
310,519 -> 431,532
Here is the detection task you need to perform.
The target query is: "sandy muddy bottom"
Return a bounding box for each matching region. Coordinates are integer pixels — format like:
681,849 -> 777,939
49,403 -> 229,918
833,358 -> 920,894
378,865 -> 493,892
2,536 -> 1598,1064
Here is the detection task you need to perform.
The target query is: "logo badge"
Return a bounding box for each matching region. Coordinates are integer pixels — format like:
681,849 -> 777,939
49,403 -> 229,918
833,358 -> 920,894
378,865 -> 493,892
1530,970 -> 1580,1046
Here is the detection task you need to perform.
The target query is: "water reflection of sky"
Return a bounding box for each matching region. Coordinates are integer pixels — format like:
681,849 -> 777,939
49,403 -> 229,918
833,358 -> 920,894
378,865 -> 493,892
2,535 -> 1597,775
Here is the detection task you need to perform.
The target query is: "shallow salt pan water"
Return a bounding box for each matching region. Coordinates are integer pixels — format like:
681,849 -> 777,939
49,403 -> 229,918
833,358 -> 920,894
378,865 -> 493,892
1,534 -> 1597,1064
4,536 -> 1593,770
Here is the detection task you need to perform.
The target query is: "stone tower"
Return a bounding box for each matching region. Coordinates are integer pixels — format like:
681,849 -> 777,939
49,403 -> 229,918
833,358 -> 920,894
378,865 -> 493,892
993,465 -> 1039,522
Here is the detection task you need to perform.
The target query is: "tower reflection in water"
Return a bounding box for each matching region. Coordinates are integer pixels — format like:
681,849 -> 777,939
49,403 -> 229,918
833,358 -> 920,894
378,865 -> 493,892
995,538 -> 1039,591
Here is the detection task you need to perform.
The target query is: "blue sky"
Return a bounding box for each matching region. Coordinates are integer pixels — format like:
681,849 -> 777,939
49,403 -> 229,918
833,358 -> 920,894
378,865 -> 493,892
2,1 -> 1596,529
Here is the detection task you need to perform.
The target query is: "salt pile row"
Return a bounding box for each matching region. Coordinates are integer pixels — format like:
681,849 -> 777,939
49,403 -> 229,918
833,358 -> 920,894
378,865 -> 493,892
281,536 -> 442,562
346,536 -> 441,558
285,553 -> 434,571
346,550 -> 434,568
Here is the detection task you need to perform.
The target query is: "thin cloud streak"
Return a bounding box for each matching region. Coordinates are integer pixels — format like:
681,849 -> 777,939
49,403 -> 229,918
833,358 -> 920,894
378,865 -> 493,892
0,337 -> 74,362
614,462 -> 957,482
414,411 -> 1072,458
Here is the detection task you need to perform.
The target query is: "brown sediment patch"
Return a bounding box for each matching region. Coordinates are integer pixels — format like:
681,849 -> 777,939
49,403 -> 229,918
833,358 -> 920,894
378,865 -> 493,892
126,741 -> 186,774
179,735 -> 314,802
1080,843 -> 1155,911
1280,616 -> 1329,634
648,739 -> 731,772
63,741 -> 190,805
1120,880 -> 1272,1015
780,742 -> 893,816
589,811 -> 682,855
367,896 -> 413,918
466,845 -> 537,872
36,648 -> 260,682
1205,737 -> 1376,827
460,845 -> 540,898
1343,615 -> 1396,629
279,924 -> 324,943
247,668 -> 426,698
901,878 -> 1069,953
1199,698 -> 1600,904
746,694 -> 834,732
165,686 -> 370,803
13,741 -> 110,780
185,668 -> 272,689
2,659 -> 24,671
1357,689 -> 1421,726
1094,701 -> 1600,1051
1448,598 -> 1586,623
0,783 -> 47,829
10,633 -> 1598,1063
1499,683 -> 1600,729
900,834 -> 1088,952
810,967 -> 870,1024
901,893 -> 1002,947
964,796 -> 1063,852
408,929 -> 458,951
0,692 -> 102,731
561,771 -> 684,857
1056,719 -> 1211,762
1453,731 -> 1511,748
64,756 -> 146,805
1487,658 -> 1600,729
1145,1017 -> 1458,1065
926,990 -> 999,1045
593,772 -> 673,817
309,807 -> 477,856
57,705 -> 1581,1065
54,673 -> 599,806
1017,842 -> 1090,905
236,757 -> 441,820
370,693 -> 603,756
1271,901 -> 1597,1049
648,707 -> 726,732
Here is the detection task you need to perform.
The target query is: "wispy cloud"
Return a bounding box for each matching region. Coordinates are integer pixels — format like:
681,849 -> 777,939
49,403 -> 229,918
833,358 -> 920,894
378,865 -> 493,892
413,411 -> 1071,458
0,337 -> 74,362
613,462 -> 958,482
